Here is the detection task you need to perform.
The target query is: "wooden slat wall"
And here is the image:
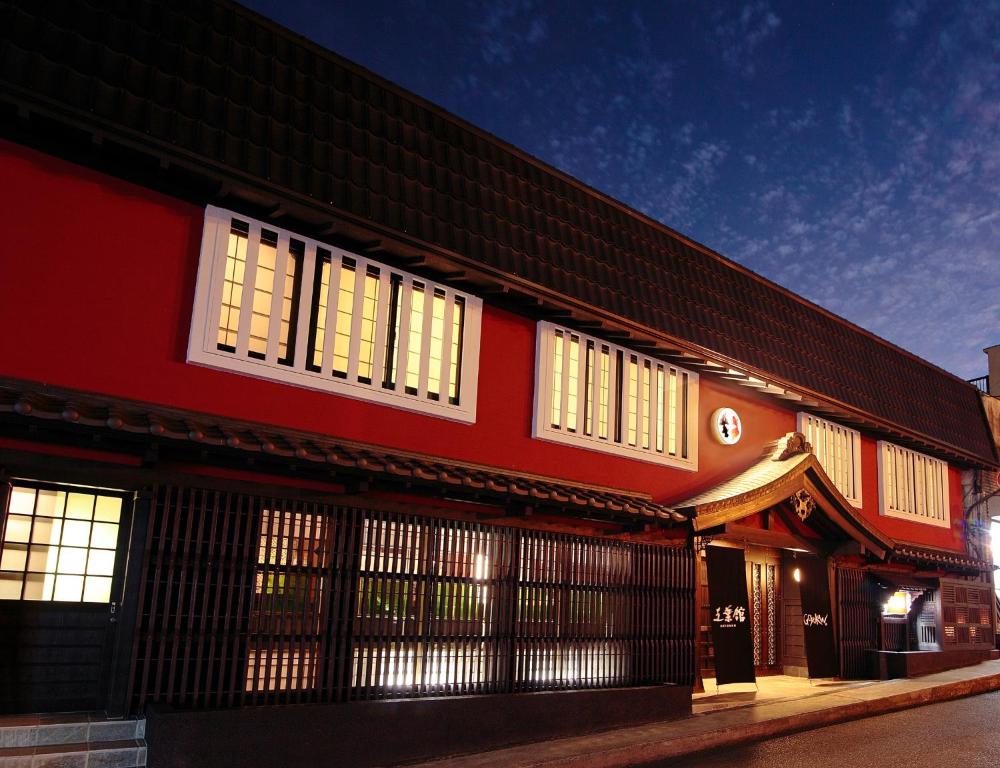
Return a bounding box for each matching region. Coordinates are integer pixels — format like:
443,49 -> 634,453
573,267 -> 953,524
0,603 -> 110,713
128,486 -> 694,712
837,567 -> 878,679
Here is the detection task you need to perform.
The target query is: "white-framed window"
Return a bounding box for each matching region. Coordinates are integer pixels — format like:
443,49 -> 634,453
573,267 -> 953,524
877,441 -> 950,527
532,322 -> 698,468
188,206 -> 482,422
797,413 -> 862,506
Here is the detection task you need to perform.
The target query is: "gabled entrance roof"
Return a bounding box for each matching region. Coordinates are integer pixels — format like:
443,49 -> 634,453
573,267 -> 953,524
673,432 -> 895,559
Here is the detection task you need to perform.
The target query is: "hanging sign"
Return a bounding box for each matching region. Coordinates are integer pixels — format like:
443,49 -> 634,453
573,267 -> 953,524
706,546 -> 756,685
711,408 -> 742,445
797,556 -> 839,679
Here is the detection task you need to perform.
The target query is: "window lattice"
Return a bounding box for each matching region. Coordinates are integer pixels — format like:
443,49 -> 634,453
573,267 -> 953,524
877,442 -> 949,527
798,413 -> 862,505
533,322 -> 697,468
190,206 -> 482,422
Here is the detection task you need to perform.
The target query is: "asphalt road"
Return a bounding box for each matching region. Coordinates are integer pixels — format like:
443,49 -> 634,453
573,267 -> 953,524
658,692 -> 1000,767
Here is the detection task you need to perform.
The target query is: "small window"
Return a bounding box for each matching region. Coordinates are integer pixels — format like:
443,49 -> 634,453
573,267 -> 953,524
532,322 -> 698,468
798,413 -> 862,506
190,207 -> 482,422
877,441 -> 950,527
0,483 -> 125,603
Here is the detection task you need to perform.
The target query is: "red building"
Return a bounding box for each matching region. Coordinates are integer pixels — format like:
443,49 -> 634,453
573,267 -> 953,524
0,2 -> 996,766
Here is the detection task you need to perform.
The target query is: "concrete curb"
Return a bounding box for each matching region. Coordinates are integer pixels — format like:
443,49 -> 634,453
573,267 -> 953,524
530,673 -> 1000,767
410,671 -> 1000,768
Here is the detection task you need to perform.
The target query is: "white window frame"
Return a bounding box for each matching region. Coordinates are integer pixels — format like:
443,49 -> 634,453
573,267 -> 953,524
532,322 -> 699,469
797,413 -> 862,507
876,441 -> 950,528
188,206 -> 482,423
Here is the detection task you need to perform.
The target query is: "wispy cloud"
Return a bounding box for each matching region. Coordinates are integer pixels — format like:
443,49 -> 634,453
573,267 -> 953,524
711,1 -> 782,77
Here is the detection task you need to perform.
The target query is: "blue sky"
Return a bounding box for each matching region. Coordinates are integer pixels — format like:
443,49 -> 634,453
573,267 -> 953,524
244,0 -> 1000,379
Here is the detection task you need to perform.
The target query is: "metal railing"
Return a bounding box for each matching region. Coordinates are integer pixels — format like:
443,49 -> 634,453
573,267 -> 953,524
969,375 -> 989,394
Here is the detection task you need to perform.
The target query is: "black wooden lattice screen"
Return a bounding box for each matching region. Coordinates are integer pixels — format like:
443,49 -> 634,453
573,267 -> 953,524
128,486 -> 694,712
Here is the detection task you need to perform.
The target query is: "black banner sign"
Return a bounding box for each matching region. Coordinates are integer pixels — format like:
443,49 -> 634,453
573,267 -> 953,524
706,546 -> 756,685
797,556 -> 839,679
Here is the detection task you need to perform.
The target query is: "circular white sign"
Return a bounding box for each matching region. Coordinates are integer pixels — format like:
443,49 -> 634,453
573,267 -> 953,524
711,407 -> 742,445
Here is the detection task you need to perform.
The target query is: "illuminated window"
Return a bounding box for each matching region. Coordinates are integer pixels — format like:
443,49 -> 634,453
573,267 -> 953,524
189,207 -> 482,422
877,441 -> 949,527
882,590 -> 913,616
533,322 -> 698,468
0,484 -> 124,603
246,508 -> 329,693
798,413 -> 862,506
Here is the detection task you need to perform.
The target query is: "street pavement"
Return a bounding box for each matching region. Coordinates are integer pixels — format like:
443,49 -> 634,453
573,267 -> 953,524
408,661 -> 1000,768
662,690 -> 1000,767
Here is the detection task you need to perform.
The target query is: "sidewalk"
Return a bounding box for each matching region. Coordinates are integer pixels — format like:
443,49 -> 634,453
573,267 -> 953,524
407,661 -> 1000,768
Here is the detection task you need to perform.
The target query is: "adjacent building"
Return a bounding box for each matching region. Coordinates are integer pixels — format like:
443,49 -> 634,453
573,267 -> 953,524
0,2 -> 996,765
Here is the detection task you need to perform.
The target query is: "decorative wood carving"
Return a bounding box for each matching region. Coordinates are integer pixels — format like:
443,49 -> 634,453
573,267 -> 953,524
777,431 -> 813,461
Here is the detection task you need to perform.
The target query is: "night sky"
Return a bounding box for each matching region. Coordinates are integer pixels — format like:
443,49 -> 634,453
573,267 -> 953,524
243,0 -> 1000,380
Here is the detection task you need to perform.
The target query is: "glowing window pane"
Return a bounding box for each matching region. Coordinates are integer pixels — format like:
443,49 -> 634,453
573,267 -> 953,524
641,361 -> 651,449
94,496 -> 122,523
36,490 -> 66,518
358,267 -> 381,383
248,235 -> 277,357
627,357 -> 638,446
83,577 -> 112,603
656,367 -> 665,453
58,547 -> 88,575
0,543 -> 27,572
278,243 -> 302,365
0,573 -> 22,600
27,546 -> 58,573
91,523 -> 119,550
53,575 -> 84,602
22,573 -> 52,601
217,227 -> 248,350
8,486 -> 36,516
668,369 -> 678,455
567,336 -> 579,432
65,493 -> 94,520
30,517 -> 62,545
332,259 -> 357,376
584,342 -> 595,436
426,290 -> 446,399
598,347 -> 610,439
551,330 -> 563,428
3,516 -> 32,544
86,549 -> 116,576
405,284 -> 425,392
62,520 -> 92,548
309,254 -> 332,370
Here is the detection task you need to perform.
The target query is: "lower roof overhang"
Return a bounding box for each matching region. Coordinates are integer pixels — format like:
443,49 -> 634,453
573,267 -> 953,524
0,376 -> 686,529
673,432 -> 895,560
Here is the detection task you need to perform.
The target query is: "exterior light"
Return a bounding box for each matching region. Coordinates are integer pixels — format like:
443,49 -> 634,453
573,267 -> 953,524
793,567 -> 801,583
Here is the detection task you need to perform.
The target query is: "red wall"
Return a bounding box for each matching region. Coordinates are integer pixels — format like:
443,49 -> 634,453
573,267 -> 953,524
0,141 -> 969,552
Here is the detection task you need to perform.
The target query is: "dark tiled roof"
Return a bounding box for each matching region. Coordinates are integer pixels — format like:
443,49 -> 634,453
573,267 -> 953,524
0,0 -> 994,464
0,378 -> 683,522
891,544 -> 993,575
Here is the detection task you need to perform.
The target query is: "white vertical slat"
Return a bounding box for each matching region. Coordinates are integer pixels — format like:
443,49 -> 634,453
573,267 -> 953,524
608,351 -> 620,444
439,292 -> 455,402
346,256 -> 367,382
370,269 -> 392,388
575,336 -> 587,434
265,232 -> 290,364
416,284 -> 435,399
852,432 -> 863,504
395,277 -> 414,393
292,242 -> 316,372
235,221 -> 261,358
321,252 -> 343,377
652,365 -> 662,452
205,210 -> 230,346
559,332 -> 571,433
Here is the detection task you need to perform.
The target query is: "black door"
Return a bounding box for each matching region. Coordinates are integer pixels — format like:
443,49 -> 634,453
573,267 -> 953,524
0,481 -> 134,714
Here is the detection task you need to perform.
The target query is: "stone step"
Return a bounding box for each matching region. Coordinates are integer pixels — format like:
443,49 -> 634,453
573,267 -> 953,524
0,738 -> 146,768
0,716 -> 146,767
